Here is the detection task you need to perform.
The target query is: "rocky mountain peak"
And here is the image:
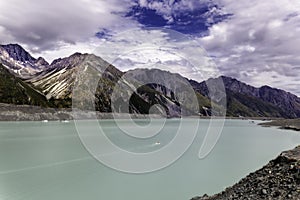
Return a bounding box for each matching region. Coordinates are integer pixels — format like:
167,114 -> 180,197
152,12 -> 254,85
0,44 -> 50,77
219,76 -> 259,96
50,53 -> 89,67
0,44 -> 36,63
51,54 -> 88,71
50,58 -> 62,65
70,52 -> 85,57
35,57 -> 49,66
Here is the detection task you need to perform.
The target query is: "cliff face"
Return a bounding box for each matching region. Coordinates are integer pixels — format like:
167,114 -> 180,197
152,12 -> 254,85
192,146 -> 300,200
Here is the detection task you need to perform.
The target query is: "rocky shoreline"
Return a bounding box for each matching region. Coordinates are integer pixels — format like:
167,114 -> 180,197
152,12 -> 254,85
0,103 -> 73,121
259,119 -> 300,131
191,145 -> 300,200
0,103 -> 165,121
0,103 -> 284,121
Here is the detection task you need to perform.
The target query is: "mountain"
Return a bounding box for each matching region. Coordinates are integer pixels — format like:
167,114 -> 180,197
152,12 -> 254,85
19,50 -> 194,116
0,43 -> 300,118
0,44 -> 49,78
220,76 -> 300,117
119,68 -> 210,116
29,53 -> 97,100
0,63 -> 49,107
190,76 -> 300,118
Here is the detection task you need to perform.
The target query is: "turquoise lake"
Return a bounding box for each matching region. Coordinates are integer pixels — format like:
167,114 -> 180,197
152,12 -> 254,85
0,119 -> 299,200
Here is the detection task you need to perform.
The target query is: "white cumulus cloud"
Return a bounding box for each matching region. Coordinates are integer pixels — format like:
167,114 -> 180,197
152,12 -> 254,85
200,0 -> 300,95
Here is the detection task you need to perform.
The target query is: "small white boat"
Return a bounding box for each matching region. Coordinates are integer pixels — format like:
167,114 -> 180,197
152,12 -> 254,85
155,141 -> 161,145
42,120 -> 48,123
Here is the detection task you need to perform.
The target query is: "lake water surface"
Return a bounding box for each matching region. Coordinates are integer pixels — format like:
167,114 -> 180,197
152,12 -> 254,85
0,119 -> 299,200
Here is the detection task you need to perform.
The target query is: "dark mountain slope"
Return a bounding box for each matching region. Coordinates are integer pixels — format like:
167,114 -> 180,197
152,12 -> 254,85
0,63 -> 50,107
226,90 -> 287,118
191,76 -> 300,118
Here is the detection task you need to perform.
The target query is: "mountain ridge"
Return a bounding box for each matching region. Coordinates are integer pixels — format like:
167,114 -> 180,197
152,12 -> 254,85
193,76 -> 300,118
0,44 -> 49,78
0,43 -> 299,118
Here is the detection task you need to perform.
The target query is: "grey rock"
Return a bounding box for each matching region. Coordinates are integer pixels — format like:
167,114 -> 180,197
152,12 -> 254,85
192,145 -> 300,200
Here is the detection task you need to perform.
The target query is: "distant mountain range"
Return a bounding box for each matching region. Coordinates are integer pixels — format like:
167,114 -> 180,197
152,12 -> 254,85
1,43 -> 300,118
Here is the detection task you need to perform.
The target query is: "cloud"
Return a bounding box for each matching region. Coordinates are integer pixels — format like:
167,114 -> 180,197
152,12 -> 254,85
135,0 -> 212,17
92,28 -> 219,81
200,0 -> 300,95
126,0 -> 231,34
0,0 -> 299,95
0,0 -> 133,53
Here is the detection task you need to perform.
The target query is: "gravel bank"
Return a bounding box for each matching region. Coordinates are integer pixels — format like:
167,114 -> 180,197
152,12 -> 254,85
0,103 -> 163,121
259,119 -> 300,131
192,145 -> 300,200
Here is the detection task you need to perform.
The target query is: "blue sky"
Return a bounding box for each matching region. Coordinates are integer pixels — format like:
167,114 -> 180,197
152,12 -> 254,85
124,0 -> 231,35
0,0 -> 300,95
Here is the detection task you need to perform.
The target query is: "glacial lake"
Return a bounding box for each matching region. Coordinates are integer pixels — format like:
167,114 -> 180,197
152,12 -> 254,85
0,119 -> 300,200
